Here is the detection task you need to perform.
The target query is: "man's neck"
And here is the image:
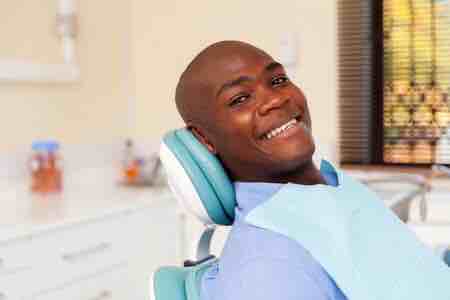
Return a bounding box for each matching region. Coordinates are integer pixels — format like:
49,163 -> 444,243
230,159 -> 327,185
238,160 -> 326,185
273,160 -> 327,185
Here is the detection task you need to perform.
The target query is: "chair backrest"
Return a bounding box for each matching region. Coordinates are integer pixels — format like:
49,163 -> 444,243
153,128 -> 234,300
159,128 -> 235,226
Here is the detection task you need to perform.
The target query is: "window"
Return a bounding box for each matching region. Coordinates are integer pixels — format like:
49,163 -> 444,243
339,0 -> 450,165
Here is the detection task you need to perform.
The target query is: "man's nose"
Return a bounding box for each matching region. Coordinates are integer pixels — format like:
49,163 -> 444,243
257,88 -> 288,116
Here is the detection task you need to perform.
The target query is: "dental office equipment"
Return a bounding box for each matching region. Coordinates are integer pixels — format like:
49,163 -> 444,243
408,165 -> 450,255
361,174 -> 429,223
120,139 -> 162,186
432,164 -> 450,177
410,194 -> 450,223
155,128 -> 450,300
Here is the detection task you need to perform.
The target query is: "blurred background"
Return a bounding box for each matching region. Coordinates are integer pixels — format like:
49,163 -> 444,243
1,1 -> 449,300
0,0 -> 337,153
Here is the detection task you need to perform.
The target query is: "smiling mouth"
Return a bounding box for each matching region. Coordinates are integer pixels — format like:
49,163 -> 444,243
261,115 -> 308,140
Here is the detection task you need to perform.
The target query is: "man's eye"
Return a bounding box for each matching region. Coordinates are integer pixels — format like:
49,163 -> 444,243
229,94 -> 250,107
272,75 -> 289,86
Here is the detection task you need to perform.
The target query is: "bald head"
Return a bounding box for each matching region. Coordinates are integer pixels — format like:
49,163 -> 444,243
172,40 -> 318,183
175,41 -> 271,128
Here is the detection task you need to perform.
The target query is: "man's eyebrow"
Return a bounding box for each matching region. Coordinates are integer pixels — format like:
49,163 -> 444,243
216,76 -> 253,98
265,61 -> 284,72
215,62 -> 284,98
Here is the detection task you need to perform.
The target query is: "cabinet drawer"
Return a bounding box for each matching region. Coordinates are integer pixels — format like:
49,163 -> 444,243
0,290 -> 15,300
0,267 -> 37,299
31,211 -> 135,285
29,263 -> 130,300
0,236 -> 36,278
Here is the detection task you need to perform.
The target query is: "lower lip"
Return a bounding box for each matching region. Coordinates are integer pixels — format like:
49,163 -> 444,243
264,121 -> 308,142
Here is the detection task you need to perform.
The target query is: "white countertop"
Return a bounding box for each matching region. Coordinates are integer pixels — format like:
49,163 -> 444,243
2,166 -> 449,243
0,167 -> 173,242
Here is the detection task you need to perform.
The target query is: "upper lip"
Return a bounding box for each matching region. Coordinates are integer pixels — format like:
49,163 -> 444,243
258,113 -> 302,140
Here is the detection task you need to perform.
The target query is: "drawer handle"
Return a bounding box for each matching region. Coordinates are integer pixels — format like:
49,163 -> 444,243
62,242 -> 111,263
0,258 -> 3,268
88,289 -> 111,300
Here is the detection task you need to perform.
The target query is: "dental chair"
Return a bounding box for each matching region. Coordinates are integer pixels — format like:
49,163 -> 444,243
151,128 -> 236,300
153,128 -> 450,300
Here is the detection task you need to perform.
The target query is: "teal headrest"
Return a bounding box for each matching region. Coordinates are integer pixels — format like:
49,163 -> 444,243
160,128 -> 235,225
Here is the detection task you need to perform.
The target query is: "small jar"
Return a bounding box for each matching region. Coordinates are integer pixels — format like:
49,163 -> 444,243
29,141 -> 63,194
122,139 -> 140,185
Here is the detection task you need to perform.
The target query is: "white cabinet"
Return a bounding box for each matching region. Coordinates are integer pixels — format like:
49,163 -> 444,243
29,263 -> 129,300
0,188 -> 178,300
126,197 -> 180,300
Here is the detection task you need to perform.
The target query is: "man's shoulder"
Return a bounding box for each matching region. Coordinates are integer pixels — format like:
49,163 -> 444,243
220,217 -> 317,266
209,255 -> 334,300
201,220 -> 346,300
216,219 -> 333,287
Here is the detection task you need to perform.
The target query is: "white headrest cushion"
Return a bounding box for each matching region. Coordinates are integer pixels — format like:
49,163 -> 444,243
160,143 -> 214,225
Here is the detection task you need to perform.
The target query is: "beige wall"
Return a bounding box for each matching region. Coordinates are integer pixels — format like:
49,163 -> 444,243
0,0 -> 132,151
132,0 -> 338,159
2,1 -> 338,159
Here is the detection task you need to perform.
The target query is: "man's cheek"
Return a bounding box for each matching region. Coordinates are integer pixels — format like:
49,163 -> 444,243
231,111 -> 253,128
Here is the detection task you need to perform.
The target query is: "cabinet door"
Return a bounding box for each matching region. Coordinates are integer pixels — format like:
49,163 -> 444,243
0,269 -> 35,300
126,194 -> 179,300
0,236 -> 36,276
0,235 -> 45,298
28,263 -> 129,300
30,210 -> 136,288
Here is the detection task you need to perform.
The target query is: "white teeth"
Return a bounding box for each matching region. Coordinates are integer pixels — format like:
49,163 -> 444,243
264,118 -> 299,140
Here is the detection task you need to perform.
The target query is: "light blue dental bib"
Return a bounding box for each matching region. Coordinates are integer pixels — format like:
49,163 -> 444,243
246,171 -> 450,300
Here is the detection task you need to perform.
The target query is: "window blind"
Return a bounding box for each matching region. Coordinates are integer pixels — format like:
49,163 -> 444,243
338,0 -> 378,164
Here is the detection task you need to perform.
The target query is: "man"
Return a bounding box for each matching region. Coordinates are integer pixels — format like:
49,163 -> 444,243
176,41 -> 346,300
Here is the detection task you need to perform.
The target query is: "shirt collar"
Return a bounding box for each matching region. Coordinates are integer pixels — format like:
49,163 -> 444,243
234,159 -> 339,215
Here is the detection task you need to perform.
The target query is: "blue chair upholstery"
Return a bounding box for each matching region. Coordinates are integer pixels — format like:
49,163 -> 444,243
444,250 -> 450,267
153,128 -> 233,300
161,129 -> 235,225
152,267 -> 190,300
151,258 -> 218,300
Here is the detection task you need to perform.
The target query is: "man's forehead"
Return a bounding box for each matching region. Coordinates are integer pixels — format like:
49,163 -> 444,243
201,49 -> 274,88
215,51 -> 272,75
175,41 -> 274,124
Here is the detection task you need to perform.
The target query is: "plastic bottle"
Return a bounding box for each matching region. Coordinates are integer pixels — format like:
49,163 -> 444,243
122,139 -> 140,184
29,140 -> 63,194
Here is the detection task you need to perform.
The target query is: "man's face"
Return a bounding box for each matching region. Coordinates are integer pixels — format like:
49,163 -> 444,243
199,48 -> 315,182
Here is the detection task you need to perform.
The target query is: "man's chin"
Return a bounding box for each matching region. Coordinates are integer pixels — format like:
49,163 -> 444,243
260,137 -> 315,158
266,144 -> 315,172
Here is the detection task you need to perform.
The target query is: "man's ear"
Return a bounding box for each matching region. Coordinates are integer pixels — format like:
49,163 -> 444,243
188,125 -> 217,155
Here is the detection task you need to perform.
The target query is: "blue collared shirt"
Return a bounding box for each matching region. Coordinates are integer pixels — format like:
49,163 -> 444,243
200,162 -> 347,300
